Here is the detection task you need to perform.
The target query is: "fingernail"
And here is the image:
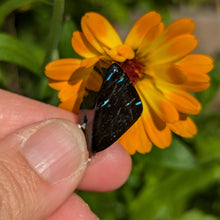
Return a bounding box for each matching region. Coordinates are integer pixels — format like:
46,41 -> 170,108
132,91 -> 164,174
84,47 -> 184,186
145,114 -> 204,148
20,120 -> 88,183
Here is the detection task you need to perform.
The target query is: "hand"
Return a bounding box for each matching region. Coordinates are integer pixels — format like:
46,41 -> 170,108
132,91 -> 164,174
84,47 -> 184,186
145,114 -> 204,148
0,89 -> 131,220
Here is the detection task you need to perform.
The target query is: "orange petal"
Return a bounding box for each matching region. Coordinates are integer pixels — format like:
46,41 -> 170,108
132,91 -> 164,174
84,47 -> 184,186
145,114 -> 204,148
59,94 -> 83,113
58,80 -> 85,113
81,15 -> 104,54
137,22 -> 164,56
169,92 -> 201,115
63,65 -> 101,93
183,82 -> 210,92
103,47 -> 126,62
164,18 -> 195,42
136,80 -> 179,123
103,45 -> 135,62
86,69 -> 103,91
150,35 -> 198,65
182,82 -> 210,92
158,84 -> 201,115
150,63 -> 187,84
142,23 -> 164,43
182,72 -> 210,92
72,31 -> 99,58
168,113 -> 197,137
116,45 -> 135,60
124,11 -> 161,50
48,80 -> 67,90
58,80 -> 84,102
177,54 -> 214,74
66,67 -> 89,86
142,101 -> 172,148
82,12 -> 122,50
80,56 -> 101,68
45,59 -> 81,80
185,71 -> 210,83
119,117 -> 152,155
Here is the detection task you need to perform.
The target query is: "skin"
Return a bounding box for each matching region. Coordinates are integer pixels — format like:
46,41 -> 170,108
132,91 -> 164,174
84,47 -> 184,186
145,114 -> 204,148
0,89 -> 132,219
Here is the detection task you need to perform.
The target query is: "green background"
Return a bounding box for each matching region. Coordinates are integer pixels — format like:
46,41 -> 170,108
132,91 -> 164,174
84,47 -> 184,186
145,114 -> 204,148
0,0 -> 220,219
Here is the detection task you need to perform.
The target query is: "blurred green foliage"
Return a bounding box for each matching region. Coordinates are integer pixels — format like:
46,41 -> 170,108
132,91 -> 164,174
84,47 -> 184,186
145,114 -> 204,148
0,0 -> 219,219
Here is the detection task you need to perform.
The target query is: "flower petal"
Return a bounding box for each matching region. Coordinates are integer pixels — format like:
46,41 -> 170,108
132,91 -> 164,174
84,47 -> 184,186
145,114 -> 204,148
158,82 -> 201,115
86,69 -> 103,91
175,55 -> 212,92
168,113 -> 197,138
150,63 -> 187,84
59,94 -> 83,113
169,92 -> 201,115
58,80 -> 86,113
137,80 -> 179,123
137,22 -> 164,56
67,67 -> 89,85
103,47 -> 126,62
103,45 -> 135,62
181,66 -> 211,82
58,80 -> 83,101
116,45 -> 135,60
124,11 -> 161,50
48,80 -> 67,90
119,117 -> 152,155
182,72 -> 210,92
150,35 -> 198,65
72,31 -> 99,58
182,82 -> 210,92
82,12 -> 122,50
164,18 -> 195,42
177,54 -> 214,74
81,15 -> 104,53
104,45 -> 134,63
68,65 -> 102,92
141,101 -> 172,148
45,59 -> 81,80
80,56 -> 101,68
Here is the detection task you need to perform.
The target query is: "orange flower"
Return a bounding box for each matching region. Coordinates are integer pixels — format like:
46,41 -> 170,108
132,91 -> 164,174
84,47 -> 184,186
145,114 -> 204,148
45,11 -> 214,154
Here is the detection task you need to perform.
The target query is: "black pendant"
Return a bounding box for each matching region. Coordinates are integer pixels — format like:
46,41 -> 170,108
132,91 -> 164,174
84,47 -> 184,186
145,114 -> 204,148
79,63 -> 143,154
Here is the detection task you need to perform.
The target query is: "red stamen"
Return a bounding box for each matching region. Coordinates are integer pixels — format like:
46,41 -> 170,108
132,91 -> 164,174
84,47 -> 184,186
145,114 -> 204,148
120,58 -> 144,84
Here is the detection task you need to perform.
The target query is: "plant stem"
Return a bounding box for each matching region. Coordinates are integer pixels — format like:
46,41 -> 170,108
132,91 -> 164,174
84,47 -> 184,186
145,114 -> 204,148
42,0 -> 64,68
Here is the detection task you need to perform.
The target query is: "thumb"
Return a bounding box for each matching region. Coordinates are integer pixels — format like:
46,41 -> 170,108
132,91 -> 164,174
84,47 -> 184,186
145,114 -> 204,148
0,119 -> 89,220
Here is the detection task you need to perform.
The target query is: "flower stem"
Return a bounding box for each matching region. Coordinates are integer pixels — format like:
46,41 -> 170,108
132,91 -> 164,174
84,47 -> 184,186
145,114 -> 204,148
42,0 -> 64,68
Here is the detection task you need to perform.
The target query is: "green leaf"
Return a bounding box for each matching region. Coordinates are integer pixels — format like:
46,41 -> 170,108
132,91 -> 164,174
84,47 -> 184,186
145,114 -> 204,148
0,33 -> 41,75
78,191 -> 120,220
98,0 -> 129,23
59,18 -> 79,58
0,0 -> 46,28
130,163 -> 220,220
196,133 -> 220,163
195,115 -> 220,162
178,209 -> 219,220
145,138 -> 197,170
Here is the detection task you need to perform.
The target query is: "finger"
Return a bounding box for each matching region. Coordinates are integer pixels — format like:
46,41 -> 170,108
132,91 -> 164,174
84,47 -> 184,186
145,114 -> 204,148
0,89 -> 76,139
46,194 -> 98,220
0,89 -> 132,191
0,119 -> 89,220
78,142 -> 132,191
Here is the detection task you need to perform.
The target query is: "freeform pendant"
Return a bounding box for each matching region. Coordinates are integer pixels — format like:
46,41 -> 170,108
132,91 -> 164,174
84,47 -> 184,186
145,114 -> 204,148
79,63 -> 143,154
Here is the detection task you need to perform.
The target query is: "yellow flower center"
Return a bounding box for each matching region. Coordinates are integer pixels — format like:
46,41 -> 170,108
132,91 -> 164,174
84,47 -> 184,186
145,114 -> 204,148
120,58 -> 144,84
